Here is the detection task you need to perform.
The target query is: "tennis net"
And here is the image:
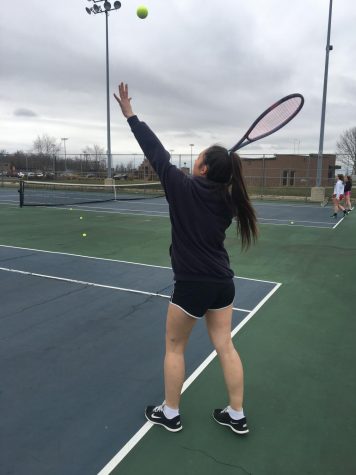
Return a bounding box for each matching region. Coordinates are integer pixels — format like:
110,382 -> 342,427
19,180 -> 165,207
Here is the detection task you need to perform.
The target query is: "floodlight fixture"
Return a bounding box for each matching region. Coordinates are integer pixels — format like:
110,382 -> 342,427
93,4 -> 100,12
104,1 -> 111,11
85,7 -> 92,14
114,1 -> 121,9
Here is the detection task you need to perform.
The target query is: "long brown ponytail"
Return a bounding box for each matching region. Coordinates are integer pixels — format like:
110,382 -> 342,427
230,151 -> 258,249
203,145 -> 258,250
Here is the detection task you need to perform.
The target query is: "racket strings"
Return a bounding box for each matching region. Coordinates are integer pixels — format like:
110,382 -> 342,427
248,97 -> 302,140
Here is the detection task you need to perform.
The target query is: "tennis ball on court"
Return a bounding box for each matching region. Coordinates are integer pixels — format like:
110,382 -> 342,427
137,5 -> 148,19
290,221 -> 294,225
82,233 -> 87,237
80,216 -> 83,220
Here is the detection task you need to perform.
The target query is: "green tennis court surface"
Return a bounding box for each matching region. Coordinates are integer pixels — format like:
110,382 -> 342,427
1,201 -> 355,475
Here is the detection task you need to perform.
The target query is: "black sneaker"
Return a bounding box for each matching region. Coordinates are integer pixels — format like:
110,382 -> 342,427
145,405 -> 182,432
330,213 -> 337,218
343,210 -> 349,216
213,408 -> 249,434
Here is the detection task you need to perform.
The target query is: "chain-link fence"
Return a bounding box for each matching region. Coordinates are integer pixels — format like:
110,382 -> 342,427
1,152 -> 354,203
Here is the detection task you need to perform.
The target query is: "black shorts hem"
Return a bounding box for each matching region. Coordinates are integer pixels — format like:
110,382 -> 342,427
170,280 -> 235,319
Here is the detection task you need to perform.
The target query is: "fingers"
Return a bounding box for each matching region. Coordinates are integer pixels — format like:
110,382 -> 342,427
118,82 -> 129,100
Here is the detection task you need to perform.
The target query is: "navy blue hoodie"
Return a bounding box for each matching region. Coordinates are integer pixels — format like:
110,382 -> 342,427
128,115 -> 234,282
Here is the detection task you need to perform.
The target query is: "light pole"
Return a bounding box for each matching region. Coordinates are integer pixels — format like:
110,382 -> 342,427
189,144 -> 194,174
316,0 -> 333,187
85,0 -> 122,179
61,137 -> 68,171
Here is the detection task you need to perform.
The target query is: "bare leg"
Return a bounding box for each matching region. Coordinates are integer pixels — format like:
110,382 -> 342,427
332,197 -> 338,214
337,200 -> 345,212
205,305 -> 244,411
345,195 -> 351,210
164,303 -> 196,409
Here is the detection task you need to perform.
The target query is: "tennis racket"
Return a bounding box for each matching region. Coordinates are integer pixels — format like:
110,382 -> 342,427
229,93 -> 304,152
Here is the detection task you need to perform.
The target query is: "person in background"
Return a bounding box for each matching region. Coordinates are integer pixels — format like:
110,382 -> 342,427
344,175 -> 353,213
331,174 -> 348,218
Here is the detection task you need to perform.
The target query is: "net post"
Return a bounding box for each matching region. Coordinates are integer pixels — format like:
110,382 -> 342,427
310,186 -> 325,204
104,177 -> 116,200
19,180 -> 24,207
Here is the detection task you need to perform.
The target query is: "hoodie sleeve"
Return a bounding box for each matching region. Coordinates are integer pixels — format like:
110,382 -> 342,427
127,115 -> 191,202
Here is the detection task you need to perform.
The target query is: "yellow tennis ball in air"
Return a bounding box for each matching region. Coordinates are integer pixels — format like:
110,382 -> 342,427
290,221 -> 294,225
137,5 -> 148,19
82,233 -> 87,237
80,216 -> 83,220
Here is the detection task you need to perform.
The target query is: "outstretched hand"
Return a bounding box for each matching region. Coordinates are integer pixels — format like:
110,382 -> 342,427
113,82 -> 135,118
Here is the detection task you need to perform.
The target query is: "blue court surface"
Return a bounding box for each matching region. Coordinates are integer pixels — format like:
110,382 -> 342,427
0,245 -> 280,475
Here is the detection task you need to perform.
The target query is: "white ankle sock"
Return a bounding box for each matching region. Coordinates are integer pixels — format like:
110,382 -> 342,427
227,406 -> 244,420
163,404 -> 179,419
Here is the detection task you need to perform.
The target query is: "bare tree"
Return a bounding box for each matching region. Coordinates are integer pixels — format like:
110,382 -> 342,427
82,144 -> 105,159
33,134 -> 60,155
82,145 -> 106,172
336,127 -> 356,174
126,160 -> 134,172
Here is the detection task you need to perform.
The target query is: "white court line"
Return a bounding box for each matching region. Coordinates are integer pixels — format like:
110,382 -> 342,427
97,281 -> 282,475
0,244 -> 280,286
50,206 -> 170,218
0,244 -> 173,270
77,200 -> 169,208
333,216 -> 345,229
71,205 -> 168,214
259,221 -> 331,229
253,202 -> 321,209
0,266 -> 169,299
259,217 -> 332,225
0,266 -> 253,314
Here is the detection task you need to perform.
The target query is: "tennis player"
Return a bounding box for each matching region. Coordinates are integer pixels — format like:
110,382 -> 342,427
114,83 -> 258,435
344,175 -> 352,213
331,174 -> 348,218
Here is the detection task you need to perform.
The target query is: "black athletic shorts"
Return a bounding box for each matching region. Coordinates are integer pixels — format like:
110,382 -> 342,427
170,280 -> 235,319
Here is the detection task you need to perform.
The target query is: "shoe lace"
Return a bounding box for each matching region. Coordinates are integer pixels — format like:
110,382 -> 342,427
220,407 -> 229,414
153,404 -> 165,413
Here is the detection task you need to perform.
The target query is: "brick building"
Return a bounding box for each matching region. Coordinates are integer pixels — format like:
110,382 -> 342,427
134,154 -> 337,189
135,158 -> 159,181
241,153 -> 337,188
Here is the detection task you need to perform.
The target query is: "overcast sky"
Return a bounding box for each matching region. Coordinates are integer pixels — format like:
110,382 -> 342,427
1,0 -> 355,159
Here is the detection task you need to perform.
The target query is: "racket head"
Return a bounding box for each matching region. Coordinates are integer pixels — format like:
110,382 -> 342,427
230,93 -> 304,152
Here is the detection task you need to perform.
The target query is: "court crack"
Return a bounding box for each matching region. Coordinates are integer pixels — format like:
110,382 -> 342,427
1,285 -> 90,319
181,445 -> 253,474
0,252 -> 39,264
116,294 -> 158,322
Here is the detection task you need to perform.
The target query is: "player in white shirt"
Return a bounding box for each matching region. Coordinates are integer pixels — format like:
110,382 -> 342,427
331,174 -> 348,218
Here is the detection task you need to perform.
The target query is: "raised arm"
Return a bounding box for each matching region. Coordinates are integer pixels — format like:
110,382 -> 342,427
113,82 -> 190,202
